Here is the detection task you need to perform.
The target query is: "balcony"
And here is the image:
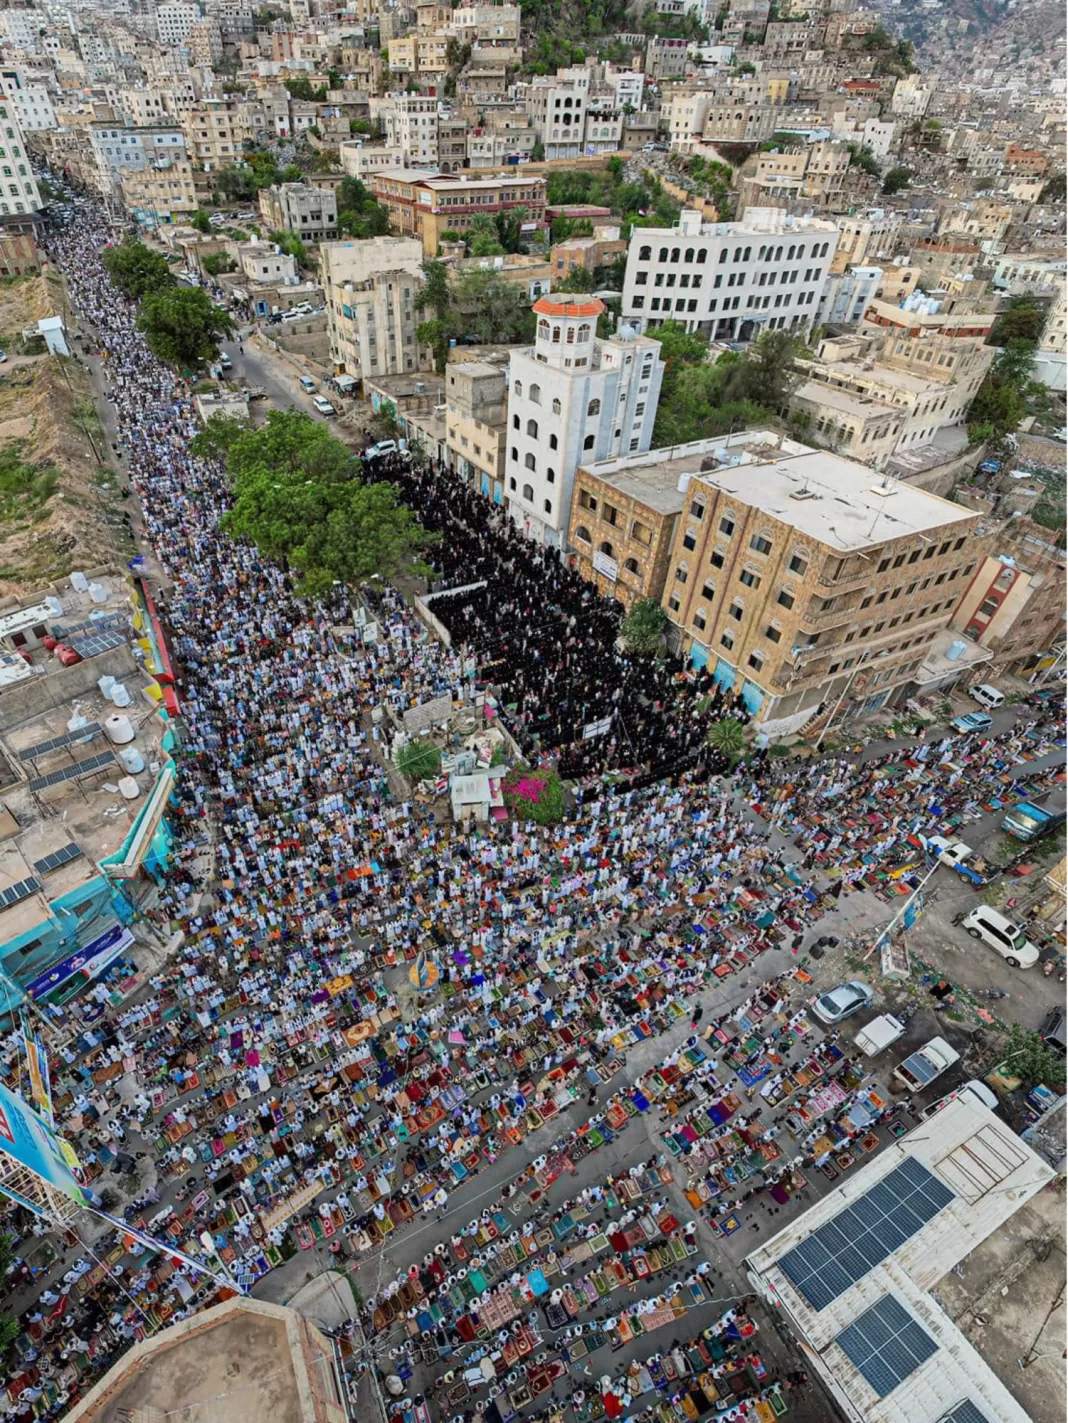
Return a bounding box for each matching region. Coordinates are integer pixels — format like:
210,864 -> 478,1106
799,598 -> 859,629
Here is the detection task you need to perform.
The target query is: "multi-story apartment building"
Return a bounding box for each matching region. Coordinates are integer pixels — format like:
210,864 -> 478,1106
377,92 -> 440,168
258,183 -> 338,241
321,235 -> 427,385
369,169 -> 546,256
815,264 -> 883,328
445,359 -> 509,500
0,70 -> 56,132
524,70 -> 590,162
0,10 -> 43,52
622,207 -> 838,341
829,208 -> 903,274
466,127 -> 537,167
181,98 -> 247,170
951,521 -> 1066,678
702,103 -> 776,145
339,142 -> 405,179
449,4 -> 521,45
1034,279 -> 1066,392
659,446 -> 983,726
0,100 -> 40,218
504,294 -> 665,548
156,3 -> 203,46
187,17 -> 223,66
120,158 -> 198,223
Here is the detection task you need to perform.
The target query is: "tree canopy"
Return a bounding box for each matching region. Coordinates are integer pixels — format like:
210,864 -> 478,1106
102,238 -> 176,300
991,297 -> 1045,346
336,176 -> 391,239
620,598 -> 668,655
650,325 -> 800,446
416,265 -> 535,371
191,409 -> 429,595
967,339 -> 1038,444
881,165 -> 913,195
136,286 -> 235,368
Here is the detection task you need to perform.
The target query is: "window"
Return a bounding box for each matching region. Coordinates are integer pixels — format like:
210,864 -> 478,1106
510,446 -> 518,462
524,452 -> 536,471
776,589 -> 794,610
729,600 -> 743,621
668,593 -> 681,613
701,580 -> 715,600
551,397 -> 560,414
599,541 -> 615,557
788,551 -> 808,575
631,520 -> 652,546
526,418 -> 538,437
765,624 -> 782,643
512,413 -> 520,430
574,524 -> 591,543
544,499 -> 552,514
522,482 -> 534,501
529,384 -> 541,404
622,557 -> 639,575
583,434 -> 595,450
579,490 -> 597,510
548,433 -> 558,450
675,562 -> 688,583
603,503 -> 619,527
747,651 -> 764,671
693,608 -> 707,632
720,629 -> 734,650
587,398 -> 601,416
750,534 -> 772,557
690,499 -> 705,520
719,515 -> 735,537
509,477 -> 517,491
682,527 -> 697,551
710,549 -> 725,569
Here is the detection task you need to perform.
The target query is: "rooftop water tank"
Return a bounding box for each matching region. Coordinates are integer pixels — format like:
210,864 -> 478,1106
105,713 -> 135,745
945,640 -> 967,662
97,674 -> 116,699
88,582 -> 108,604
70,571 -> 89,593
117,776 -> 140,800
110,683 -> 132,708
119,745 -> 145,774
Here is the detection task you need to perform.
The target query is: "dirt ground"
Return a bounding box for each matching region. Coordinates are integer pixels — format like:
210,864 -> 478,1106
0,272 -> 124,594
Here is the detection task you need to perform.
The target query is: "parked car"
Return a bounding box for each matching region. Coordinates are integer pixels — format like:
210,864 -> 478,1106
810,980 -> 874,1025
299,376 -> 317,393
363,439 -> 408,461
969,683 -> 1004,710
919,1080 -> 998,1120
961,906 -> 1040,968
219,353 -> 232,370
1040,1006 -> 1066,1054
952,711 -> 993,734
312,395 -> 336,416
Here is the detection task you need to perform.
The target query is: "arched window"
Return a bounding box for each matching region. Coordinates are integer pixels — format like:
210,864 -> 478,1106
537,320 -> 550,340
659,247 -> 669,261
684,248 -> 694,262
546,467 -> 555,484
524,452 -> 536,470
733,246 -> 742,261
526,418 -> 538,437
563,96 -> 572,107
774,245 -> 783,260
513,378 -> 522,395
549,433 -> 558,450
787,244 -> 795,260
510,446 -> 518,461
512,413 -> 519,429
583,434 -> 595,450
544,498 -> 552,513
670,247 -> 680,262
696,249 -> 706,264
566,326 -> 575,344
623,557 -> 639,575
795,246 -> 805,259
599,540 -> 615,557
587,398 -> 601,416
639,245 -> 651,261
551,326 -> 561,343
529,384 -> 541,404
577,324 -> 591,342
574,525 -> 592,543
719,248 -> 728,264
758,245 -> 766,260
743,246 -> 751,261
675,561 -> 688,583
552,397 -> 561,414
522,482 -> 534,501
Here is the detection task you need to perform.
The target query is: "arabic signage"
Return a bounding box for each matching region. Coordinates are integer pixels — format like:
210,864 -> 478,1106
24,925 -> 135,1001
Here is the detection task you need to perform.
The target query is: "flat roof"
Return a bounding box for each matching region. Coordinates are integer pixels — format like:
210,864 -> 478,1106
696,450 -> 978,550
794,379 -> 898,421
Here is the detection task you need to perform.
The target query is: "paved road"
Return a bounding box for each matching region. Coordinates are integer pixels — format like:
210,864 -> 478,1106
216,328 -> 326,419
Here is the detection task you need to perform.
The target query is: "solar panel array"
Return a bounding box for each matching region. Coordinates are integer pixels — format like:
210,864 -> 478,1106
18,722 -> 102,761
938,1403 -> 990,1423
68,629 -> 128,659
777,1158 -> 955,1310
0,876 -> 41,909
33,843 -> 83,875
836,1296 -> 938,1399
28,750 -> 115,794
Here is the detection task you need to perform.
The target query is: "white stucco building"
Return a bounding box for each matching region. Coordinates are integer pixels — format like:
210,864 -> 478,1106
622,207 -> 839,341
0,99 -> 41,216
504,294 -> 665,549
157,4 -> 203,46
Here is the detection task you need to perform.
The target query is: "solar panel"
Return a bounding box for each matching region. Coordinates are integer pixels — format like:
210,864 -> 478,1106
938,1404 -> 990,1423
28,750 -> 115,793
0,876 -> 41,909
778,1159 -> 955,1310
18,722 -> 102,761
836,1296 -> 938,1399
33,843 -> 83,875
68,629 -> 128,658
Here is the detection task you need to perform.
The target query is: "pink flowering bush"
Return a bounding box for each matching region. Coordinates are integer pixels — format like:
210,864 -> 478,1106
503,769 -> 566,824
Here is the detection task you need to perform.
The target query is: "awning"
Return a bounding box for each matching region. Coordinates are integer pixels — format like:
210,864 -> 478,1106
24,924 -> 135,1000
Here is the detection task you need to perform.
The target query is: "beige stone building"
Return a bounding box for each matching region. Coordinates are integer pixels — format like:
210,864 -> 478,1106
445,359 -> 509,498
258,183 -> 338,242
950,519 -> 1066,677
119,158 -> 198,221
658,446 -> 984,727
321,235 -> 427,386
791,379 -> 906,469
181,98 -> 248,170
369,169 -> 546,256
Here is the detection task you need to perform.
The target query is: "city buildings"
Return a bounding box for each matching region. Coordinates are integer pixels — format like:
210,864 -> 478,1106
950,519 -> 1067,678
621,207 -> 839,341
445,359 -> 509,500
258,182 -> 338,242
156,3 -> 203,47
747,1096 -> 1055,1423
120,157 -> 198,224
321,234 -> 427,385
655,442 -> 984,727
368,170 -> 546,257
504,293 -> 665,548
0,98 -> 40,217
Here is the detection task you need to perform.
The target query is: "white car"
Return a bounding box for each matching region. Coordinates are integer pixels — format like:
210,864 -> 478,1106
312,395 -> 336,416
810,981 -> 874,1025
961,906 -> 1040,968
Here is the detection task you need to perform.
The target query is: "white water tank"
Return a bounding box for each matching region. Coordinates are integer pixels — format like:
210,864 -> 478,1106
118,776 -> 140,800
67,710 -> 89,733
945,640 -> 967,662
70,571 -> 89,592
110,683 -> 132,708
97,674 -> 116,700
119,745 -> 145,774
88,582 -> 108,604
105,713 -> 135,745
45,596 -> 63,619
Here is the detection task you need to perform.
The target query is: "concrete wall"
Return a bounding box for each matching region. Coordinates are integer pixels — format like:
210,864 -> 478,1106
0,646 -> 140,732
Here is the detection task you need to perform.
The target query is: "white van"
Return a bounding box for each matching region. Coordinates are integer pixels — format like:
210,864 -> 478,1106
961,906 -> 1040,968
969,683 -> 1005,711
299,376 -> 317,393
313,395 -> 336,416
920,1080 -> 999,1120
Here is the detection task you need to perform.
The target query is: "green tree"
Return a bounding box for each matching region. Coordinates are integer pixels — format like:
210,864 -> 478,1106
494,205 -> 529,254
725,329 -> 805,410
736,60 -> 756,74
993,338 -> 1038,387
416,317 -> 449,373
373,399 -> 401,440
396,739 -> 443,781
467,213 -> 506,256
992,298 -> 1045,346
557,265 -> 598,293
999,1022 -> 1066,1089
201,253 -> 237,277
190,208 -> 212,234
269,229 -> 309,266
102,238 -> 176,300
1040,172 -> 1066,203
136,286 -> 235,368
335,176 -> 391,238
650,319 -> 709,377
620,598 -> 668,654
216,166 -> 257,201
531,139 -> 545,161
707,718 -> 746,756
195,409 -> 428,595
416,258 -> 451,322
286,76 -> 327,101
280,163 -> 304,182
503,769 -> 566,824
845,142 -> 881,177
881,165 -> 912,195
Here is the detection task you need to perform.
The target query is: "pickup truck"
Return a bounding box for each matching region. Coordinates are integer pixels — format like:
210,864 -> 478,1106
890,1036 -> 960,1094
920,834 -> 994,887
242,386 -> 267,400
854,1014 -> 907,1057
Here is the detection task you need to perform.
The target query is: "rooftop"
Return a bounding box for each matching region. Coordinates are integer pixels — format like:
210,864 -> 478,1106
695,450 -> 977,550
794,379 -> 898,422
66,1298 -> 336,1423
